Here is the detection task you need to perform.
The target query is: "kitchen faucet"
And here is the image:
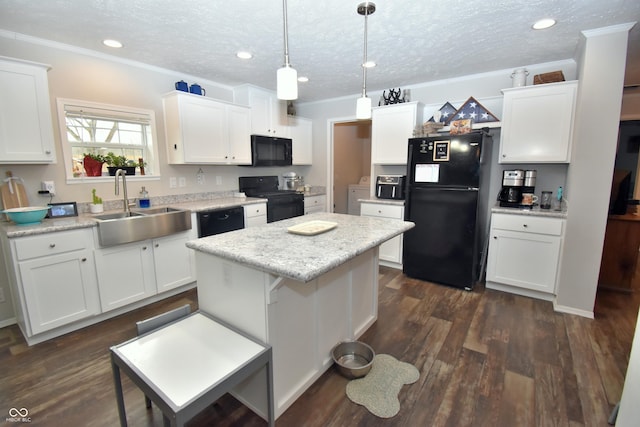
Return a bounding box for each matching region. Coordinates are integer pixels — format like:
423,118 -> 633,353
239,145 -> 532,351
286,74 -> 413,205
114,169 -> 131,214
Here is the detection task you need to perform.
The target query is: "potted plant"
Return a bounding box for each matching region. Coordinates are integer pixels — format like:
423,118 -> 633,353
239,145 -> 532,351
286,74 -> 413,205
105,152 -> 137,176
89,188 -> 104,213
83,153 -> 105,177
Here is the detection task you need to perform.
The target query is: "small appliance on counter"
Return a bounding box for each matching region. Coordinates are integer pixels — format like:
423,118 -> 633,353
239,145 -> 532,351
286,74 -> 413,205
498,169 -> 526,208
282,172 -> 304,192
523,170 -> 536,194
376,175 -> 405,200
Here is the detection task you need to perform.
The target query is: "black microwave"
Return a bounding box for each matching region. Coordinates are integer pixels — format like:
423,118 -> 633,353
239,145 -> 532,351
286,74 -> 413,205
250,135 -> 293,167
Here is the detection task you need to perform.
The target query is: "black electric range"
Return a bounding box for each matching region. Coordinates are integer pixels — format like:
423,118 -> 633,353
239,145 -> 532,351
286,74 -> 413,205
239,176 -> 304,223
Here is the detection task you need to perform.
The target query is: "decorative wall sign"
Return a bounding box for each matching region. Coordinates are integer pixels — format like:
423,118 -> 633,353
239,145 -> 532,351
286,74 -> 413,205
433,140 -> 450,161
449,119 -> 472,135
450,97 -> 499,123
427,102 -> 457,124
380,88 -> 409,105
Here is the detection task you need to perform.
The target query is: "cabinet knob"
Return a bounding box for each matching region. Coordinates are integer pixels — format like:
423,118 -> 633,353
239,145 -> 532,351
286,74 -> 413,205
523,224 -> 528,228
45,150 -> 52,154
142,246 -> 148,250
81,257 -> 87,262
378,210 -> 382,213
49,243 -> 56,248
155,243 -> 159,248
502,154 -> 506,158
493,236 -> 497,239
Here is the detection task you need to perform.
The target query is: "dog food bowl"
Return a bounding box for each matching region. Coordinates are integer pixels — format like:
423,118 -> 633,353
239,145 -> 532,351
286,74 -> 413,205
331,340 -> 375,379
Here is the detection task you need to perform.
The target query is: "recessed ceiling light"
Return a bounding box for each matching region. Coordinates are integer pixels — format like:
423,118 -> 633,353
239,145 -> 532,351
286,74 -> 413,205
236,51 -> 253,59
103,39 -> 123,48
298,76 -> 309,83
532,18 -> 556,30
363,61 -> 376,68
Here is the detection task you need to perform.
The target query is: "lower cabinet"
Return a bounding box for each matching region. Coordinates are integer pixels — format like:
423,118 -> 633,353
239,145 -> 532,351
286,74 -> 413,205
304,195 -> 326,215
12,229 -> 100,335
94,230 -> 196,312
360,202 -> 404,268
244,203 -> 267,227
486,213 -> 564,299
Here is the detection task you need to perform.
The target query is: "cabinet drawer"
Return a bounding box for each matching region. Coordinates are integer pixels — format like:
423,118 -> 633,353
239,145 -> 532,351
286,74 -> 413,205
244,203 -> 266,218
491,214 -> 563,236
304,195 -> 326,208
14,229 -> 89,261
360,203 -> 404,219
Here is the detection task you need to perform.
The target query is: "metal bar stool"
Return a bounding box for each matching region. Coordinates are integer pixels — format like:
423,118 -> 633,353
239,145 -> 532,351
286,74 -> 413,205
110,310 -> 275,426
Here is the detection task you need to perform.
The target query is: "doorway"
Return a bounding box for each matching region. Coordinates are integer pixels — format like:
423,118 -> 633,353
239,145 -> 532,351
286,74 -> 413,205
332,121 -> 372,213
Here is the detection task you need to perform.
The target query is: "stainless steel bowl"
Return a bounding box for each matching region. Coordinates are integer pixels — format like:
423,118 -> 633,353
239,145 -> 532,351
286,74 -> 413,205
331,340 -> 375,379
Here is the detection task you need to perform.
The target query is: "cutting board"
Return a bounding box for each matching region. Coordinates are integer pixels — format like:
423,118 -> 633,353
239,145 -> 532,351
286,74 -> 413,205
1,172 -> 29,211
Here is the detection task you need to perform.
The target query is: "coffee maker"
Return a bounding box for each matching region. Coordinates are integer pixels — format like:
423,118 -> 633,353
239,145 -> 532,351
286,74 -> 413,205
498,170 -> 524,207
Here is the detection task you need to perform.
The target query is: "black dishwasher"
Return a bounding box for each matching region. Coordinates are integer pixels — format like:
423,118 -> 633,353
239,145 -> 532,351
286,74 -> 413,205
197,206 -> 245,237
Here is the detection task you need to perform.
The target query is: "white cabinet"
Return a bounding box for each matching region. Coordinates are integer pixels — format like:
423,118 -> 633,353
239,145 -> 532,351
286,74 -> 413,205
234,85 -> 288,137
163,91 -> 251,164
94,230 -> 196,312
0,56 -> 56,163
289,116 -> 313,164
499,81 -> 577,163
244,203 -> 267,227
371,102 -> 423,164
304,195 -> 326,215
486,213 -> 564,299
360,202 -> 404,267
10,229 -> 99,335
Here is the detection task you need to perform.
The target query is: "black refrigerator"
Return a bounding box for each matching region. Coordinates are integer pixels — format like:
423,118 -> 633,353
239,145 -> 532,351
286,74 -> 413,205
403,131 -> 491,290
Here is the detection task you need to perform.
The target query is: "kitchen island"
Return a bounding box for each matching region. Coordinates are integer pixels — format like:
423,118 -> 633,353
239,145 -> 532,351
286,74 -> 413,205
186,212 -> 414,420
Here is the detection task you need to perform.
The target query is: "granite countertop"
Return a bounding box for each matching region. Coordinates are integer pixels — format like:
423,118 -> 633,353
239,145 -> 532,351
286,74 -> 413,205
491,204 -> 568,219
358,198 -> 405,206
0,196 -> 268,238
186,212 -> 415,283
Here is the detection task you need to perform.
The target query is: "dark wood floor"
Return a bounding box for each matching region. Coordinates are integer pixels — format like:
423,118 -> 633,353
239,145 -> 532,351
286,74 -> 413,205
1,267 -> 638,426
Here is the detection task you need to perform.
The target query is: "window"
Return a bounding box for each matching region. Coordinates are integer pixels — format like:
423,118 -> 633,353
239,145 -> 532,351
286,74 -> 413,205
57,98 -> 159,181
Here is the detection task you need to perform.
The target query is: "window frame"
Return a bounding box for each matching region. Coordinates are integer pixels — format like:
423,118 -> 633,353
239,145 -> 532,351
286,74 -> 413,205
56,98 -> 161,183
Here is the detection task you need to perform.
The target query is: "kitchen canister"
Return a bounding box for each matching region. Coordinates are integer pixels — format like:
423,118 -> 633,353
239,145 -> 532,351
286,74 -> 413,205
189,83 -> 206,96
511,68 -> 529,87
175,80 -> 188,92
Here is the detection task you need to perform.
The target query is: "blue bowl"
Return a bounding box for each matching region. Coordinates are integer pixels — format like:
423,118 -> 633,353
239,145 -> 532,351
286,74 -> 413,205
2,207 -> 49,226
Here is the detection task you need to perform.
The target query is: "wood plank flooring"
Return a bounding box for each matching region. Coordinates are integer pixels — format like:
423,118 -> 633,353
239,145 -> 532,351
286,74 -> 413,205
0,267 -> 638,426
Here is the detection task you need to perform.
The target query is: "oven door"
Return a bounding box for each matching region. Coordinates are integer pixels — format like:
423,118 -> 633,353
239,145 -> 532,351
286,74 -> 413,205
267,196 -> 304,223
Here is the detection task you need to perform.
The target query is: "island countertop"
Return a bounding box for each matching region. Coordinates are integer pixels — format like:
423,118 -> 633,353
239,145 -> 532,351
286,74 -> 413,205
186,212 -> 414,283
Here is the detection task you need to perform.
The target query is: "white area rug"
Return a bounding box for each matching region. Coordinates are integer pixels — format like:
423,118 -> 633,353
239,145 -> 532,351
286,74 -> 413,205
346,354 -> 420,418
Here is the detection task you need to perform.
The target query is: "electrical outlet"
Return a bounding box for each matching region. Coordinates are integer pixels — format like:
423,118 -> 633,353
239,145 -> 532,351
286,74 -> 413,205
169,177 -> 177,188
179,177 -> 186,187
197,171 -> 205,185
41,181 -> 55,195
0,287 -> 5,303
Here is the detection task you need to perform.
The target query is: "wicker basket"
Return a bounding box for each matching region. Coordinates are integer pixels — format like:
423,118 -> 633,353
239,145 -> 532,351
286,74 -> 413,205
533,71 -> 565,85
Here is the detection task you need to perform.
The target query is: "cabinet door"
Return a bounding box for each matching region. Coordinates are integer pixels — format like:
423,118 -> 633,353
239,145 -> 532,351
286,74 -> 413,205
371,103 -> 422,164
244,203 -> 267,227
0,58 -> 56,163
94,242 -> 156,311
181,97 -> 228,163
360,203 -> 404,265
304,195 -> 326,214
154,232 -> 196,293
248,89 -> 287,136
290,116 -> 313,165
19,250 -> 99,334
500,81 -> 577,163
486,229 -> 561,294
227,104 -> 252,164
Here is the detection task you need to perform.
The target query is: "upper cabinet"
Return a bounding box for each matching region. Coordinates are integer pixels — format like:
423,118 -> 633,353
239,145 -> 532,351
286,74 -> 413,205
234,85 -> 288,137
499,81 -> 578,163
0,56 -> 56,164
289,116 -> 313,165
234,85 -> 313,165
163,91 -> 251,165
371,102 -> 423,164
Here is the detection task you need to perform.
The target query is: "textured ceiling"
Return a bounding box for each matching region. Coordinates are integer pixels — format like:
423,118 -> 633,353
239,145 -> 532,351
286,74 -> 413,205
0,0 -> 638,102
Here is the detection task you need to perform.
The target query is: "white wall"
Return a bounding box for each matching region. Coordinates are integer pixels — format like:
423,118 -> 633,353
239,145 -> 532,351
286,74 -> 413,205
554,24 -> 633,317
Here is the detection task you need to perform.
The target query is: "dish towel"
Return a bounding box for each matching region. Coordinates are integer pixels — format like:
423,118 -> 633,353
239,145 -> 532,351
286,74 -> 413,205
346,354 -> 420,418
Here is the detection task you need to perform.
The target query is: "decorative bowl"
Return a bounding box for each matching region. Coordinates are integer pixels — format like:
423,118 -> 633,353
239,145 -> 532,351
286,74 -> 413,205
331,340 -> 375,379
2,206 -> 49,225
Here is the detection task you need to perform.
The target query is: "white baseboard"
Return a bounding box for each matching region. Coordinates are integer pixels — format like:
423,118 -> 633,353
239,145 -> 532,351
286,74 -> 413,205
553,301 -> 594,319
0,317 -> 17,328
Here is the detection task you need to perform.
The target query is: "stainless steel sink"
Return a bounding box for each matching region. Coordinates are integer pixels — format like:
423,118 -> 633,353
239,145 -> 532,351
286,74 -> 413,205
94,207 -> 192,247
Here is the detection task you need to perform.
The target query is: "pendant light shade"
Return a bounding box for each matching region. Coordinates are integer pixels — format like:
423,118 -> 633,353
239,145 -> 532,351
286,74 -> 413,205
277,0 -> 298,100
356,2 -> 375,120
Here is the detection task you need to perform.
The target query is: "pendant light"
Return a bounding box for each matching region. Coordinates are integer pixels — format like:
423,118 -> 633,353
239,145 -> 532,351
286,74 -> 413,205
356,2 -> 375,120
277,0 -> 298,100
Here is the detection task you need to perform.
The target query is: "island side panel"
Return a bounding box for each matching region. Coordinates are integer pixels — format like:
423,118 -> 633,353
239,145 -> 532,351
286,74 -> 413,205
194,248 -> 380,419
